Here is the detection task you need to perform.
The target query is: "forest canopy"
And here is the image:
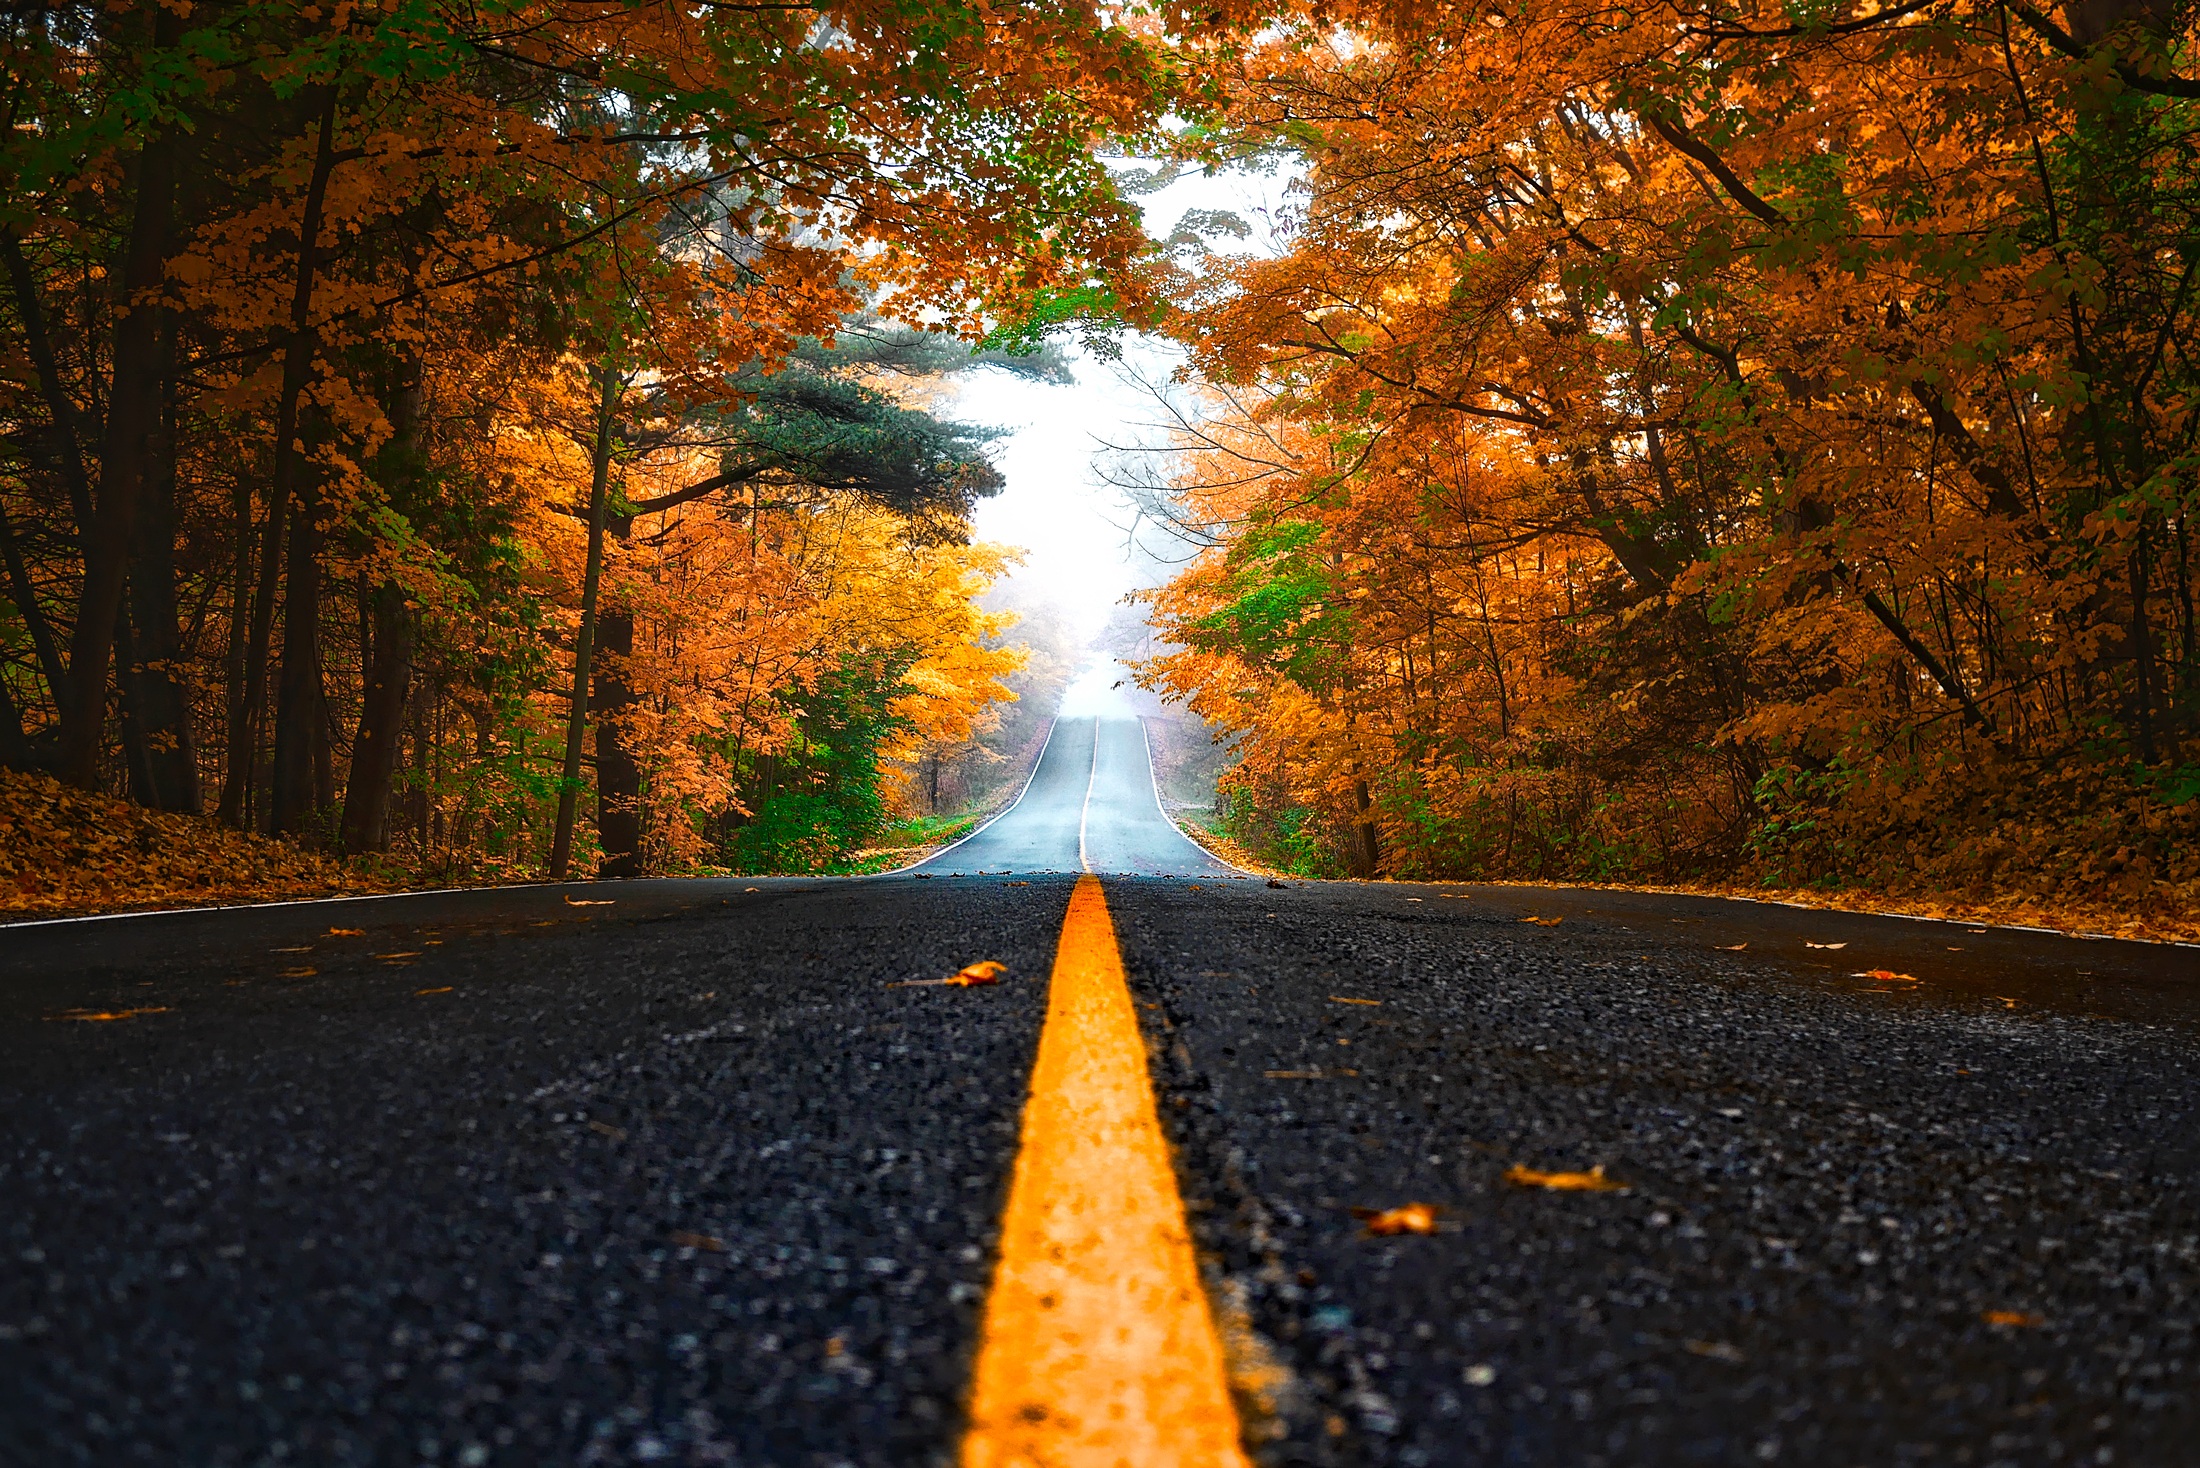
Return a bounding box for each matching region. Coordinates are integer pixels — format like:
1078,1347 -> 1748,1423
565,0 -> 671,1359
1131,0 -> 2200,921
0,0 -> 1177,881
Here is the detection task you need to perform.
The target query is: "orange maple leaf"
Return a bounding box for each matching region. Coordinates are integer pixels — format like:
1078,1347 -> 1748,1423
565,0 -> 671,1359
1505,1163 -> 1628,1193
1352,1202 -> 1438,1235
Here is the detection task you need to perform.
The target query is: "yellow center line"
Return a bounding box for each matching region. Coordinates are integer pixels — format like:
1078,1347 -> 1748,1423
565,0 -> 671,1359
962,875 -> 1250,1468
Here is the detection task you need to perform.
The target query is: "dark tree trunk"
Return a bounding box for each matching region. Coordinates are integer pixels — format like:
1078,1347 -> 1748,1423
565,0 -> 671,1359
114,610 -> 157,803
120,326 -> 199,812
0,231 -> 94,534
1350,775 -> 1382,878
216,470 -> 256,826
270,477 -> 325,837
549,366 -> 621,879
0,500 -> 67,715
593,580 -> 644,878
59,70 -> 182,789
0,229 -> 91,748
222,466 -> 286,829
0,226 -> 89,764
2132,519 -> 2160,762
0,675 -> 34,772
339,581 -> 413,854
339,359 -> 425,855
263,86 -> 343,839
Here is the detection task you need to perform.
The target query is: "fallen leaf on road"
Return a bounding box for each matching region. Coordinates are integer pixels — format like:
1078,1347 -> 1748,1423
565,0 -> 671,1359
1505,1163 -> 1628,1193
1003,880 -> 1030,886
280,966 -> 317,978
415,986 -> 452,995
564,897 -> 614,907
670,1230 -> 726,1253
1983,1309 -> 2044,1327
45,1006 -> 170,1022
1853,969 -> 1920,983
1351,1202 -> 1438,1236
1684,1339 -> 1746,1363
326,928 -> 364,937
1520,915 -> 1563,926
587,1120 -> 627,1141
1993,996 -> 2021,1009
1806,941 -> 1847,949
1716,943 -> 1747,951
377,952 -> 421,961
270,945 -> 311,953
1328,995 -> 1381,1006
944,960 -> 1008,987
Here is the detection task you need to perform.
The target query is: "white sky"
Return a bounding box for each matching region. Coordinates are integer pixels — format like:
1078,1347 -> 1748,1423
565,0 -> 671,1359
948,161 -> 1298,644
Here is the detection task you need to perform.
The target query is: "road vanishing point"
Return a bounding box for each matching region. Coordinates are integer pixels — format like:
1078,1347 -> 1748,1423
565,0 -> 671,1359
6,713 -> 2200,1466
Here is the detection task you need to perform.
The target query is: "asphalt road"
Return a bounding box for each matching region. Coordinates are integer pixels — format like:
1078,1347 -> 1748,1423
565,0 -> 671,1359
4,715 -> 2198,1466
917,716 -> 1236,878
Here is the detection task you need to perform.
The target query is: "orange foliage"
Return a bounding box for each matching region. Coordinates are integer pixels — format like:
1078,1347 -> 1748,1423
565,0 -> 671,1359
0,1 -> 1194,888
1141,2 -> 2200,925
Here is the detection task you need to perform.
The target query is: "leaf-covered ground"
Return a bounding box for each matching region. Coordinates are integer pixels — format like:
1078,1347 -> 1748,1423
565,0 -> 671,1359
1176,815 -> 2200,947
0,771 -> 375,919
1648,878 -> 2200,948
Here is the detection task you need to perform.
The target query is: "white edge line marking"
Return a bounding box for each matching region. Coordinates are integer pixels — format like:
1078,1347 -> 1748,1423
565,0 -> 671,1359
872,715 -> 1063,877
1138,716 -> 1254,877
1077,719 -> 1099,874
0,879 -> 578,931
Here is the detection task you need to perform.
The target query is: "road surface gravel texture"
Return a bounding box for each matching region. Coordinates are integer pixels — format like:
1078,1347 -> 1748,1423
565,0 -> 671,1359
3,714 -> 2197,1467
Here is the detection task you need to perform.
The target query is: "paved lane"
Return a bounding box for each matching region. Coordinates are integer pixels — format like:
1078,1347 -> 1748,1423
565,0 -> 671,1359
0,879 -> 1071,1467
914,715 -> 1238,878
1116,880 -> 2200,1467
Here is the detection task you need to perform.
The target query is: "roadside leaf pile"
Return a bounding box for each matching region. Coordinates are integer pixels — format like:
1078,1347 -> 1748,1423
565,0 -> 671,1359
0,769 -> 366,916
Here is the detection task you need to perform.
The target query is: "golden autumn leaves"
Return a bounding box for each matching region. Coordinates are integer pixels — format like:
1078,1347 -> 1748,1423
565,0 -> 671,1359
890,958 -> 1010,988
0,771 -> 370,918
1355,1162 -> 1628,1239
1133,0 -> 2200,925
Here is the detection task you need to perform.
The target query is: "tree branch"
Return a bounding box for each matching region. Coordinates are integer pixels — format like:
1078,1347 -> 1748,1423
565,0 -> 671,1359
1645,116 -> 1790,227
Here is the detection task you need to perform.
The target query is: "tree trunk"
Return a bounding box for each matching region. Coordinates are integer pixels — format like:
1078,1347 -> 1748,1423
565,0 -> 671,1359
338,359 -> 427,855
0,674 -> 34,772
264,87 -> 343,839
270,470 -> 326,838
0,500 -> 67,717
593,577 -> 644,879
339,582 -> 412,853
549,366 -> 621,879
0,228 -> 92,748
216,471 -> 255,826
59,77 -> 182,789
2132,519 -> 2160,762
120,325 -> 200,812
1350,774 -> 1381,878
